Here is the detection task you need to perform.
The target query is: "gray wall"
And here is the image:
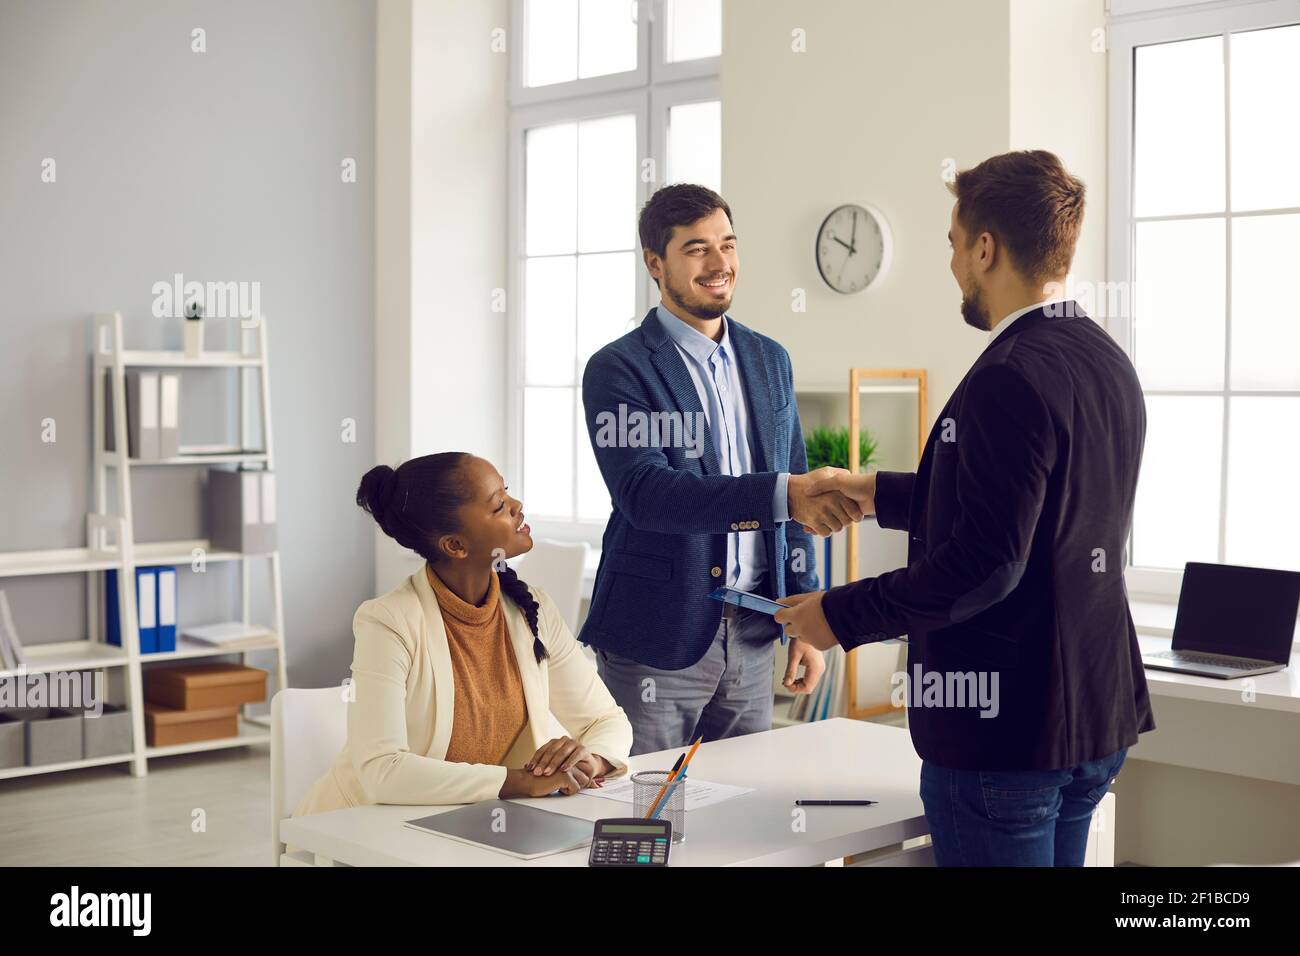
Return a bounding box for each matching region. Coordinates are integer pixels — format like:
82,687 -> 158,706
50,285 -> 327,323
0,0 -> 376,687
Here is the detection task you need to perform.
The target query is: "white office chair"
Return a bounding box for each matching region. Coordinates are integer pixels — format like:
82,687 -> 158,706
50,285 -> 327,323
507,538 -> 589,636
270,686 -> 348,866
509,539 -> 592,738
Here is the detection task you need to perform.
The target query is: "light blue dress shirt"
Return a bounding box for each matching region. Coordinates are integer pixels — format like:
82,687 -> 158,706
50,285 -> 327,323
656,304 -> 791,592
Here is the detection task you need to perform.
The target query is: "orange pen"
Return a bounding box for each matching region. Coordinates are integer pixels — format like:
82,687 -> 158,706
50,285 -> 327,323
644,736 -> 702,819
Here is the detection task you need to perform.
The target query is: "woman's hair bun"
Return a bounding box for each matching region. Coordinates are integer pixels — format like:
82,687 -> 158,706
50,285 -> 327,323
356,464 -> 399,524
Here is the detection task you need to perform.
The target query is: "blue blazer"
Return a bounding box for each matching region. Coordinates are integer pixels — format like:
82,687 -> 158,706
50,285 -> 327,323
578,308 -> 820,670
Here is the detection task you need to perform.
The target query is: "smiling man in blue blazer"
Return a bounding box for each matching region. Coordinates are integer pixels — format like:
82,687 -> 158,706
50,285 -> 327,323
578,184 -> 862,755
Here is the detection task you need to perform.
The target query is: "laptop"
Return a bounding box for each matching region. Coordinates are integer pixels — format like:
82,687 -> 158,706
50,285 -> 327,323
404,799 -> 593,860
1141,562 -> 1300,679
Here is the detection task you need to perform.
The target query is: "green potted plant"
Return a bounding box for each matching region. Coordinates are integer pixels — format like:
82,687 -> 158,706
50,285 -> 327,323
801,426 -> 877,592
803,426 -> 878,473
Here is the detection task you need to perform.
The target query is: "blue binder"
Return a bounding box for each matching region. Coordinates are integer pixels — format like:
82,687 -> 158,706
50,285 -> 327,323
137,567 -> 157,653
105,568 -> 121,646
155,567 -> 177,653
105,567 -> 159,652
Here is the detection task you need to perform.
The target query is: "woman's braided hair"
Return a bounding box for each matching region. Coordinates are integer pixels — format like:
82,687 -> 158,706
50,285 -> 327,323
355,452 -> 546,661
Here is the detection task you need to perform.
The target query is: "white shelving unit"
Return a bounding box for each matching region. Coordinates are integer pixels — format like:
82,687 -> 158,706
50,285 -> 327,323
0,312 -> 289,781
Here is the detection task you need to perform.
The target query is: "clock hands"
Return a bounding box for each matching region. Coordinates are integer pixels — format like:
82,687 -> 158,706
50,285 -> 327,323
820,205 -> 882,293
838,209 -> 859,285
819,205 -> 887,293
830,211 -> 860,288
832,211 -> 860,258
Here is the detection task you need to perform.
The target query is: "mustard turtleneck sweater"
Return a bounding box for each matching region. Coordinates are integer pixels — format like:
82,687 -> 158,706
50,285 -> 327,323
425,565 -> 529,766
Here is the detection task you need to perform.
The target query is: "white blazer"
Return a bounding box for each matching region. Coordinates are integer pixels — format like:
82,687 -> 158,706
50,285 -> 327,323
293,565 -> 633,815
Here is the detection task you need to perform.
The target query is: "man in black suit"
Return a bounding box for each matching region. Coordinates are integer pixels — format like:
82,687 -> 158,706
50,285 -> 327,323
775,150 -> 1154,866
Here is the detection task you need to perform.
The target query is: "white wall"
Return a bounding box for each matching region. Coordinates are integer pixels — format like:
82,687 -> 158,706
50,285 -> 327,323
1010,0 -> 1109,312
722,0 -> 1109,420
722,0 -> 1011,431
411,0 -> 508,470
0,0 -> 376,689
374,0 -> 509,594
375,0 -> 417,593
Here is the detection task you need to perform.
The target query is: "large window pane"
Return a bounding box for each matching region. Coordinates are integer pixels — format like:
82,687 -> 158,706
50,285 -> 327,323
1132,396 -> 1223,570
577,397 -> 611,521
578,0 -> 637,79
1133,218 -> 1225,389
1231,214 -> 1300,389
667,100 -> 721,193
524,387 -> 575,517
525,0 -> 578,88
525,0 -> 638,88
577,113 -> 636,252
1134,36 -> 1225,217
1226,397 -> 1300,571
515,2 -> 719,532
665,0 -> 721,62
577,251 -> 636,371
525,256 -> 577,386
526,123 -> 577,255
1230,24 -> 1300,212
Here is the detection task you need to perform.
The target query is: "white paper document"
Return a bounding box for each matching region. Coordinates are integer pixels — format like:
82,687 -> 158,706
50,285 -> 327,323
580,777 -> 753,812
182,621 -> 273,647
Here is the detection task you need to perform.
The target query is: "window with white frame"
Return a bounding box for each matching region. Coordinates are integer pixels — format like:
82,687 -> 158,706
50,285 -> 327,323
1109,1 -> 1300,596
509,0 -> 721,536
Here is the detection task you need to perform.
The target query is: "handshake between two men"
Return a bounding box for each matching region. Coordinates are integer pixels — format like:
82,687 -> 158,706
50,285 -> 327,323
768,466 -> 881,656
785,467 -> 879,537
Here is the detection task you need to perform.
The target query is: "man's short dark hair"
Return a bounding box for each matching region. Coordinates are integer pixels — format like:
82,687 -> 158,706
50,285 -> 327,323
947,150 -> 1085,284
637,183 -> 733,259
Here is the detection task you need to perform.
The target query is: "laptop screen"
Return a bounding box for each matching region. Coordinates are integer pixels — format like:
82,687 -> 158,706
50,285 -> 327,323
1172,563 -> 1300,663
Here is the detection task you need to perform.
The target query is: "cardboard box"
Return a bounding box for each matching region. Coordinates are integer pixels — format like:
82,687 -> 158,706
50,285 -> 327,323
145,702 -> 238,747
83,704 -> 133,758
144,663 -> 267,710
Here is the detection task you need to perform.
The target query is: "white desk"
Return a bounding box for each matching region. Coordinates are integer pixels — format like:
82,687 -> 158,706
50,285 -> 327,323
279,718 -> 930,867
1114,630 -> 1300,866
1137,634 -> 1300,713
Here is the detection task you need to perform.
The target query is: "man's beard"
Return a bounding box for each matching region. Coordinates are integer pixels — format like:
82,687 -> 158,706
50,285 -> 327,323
960,282 -> 991,331
663,269 -> 731,320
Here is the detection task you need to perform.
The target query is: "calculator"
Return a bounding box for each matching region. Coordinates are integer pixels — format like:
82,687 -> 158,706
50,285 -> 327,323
588,818 -> 672,867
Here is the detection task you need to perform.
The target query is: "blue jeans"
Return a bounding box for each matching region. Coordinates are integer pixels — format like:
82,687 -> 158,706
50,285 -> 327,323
919,747 -> 1128,866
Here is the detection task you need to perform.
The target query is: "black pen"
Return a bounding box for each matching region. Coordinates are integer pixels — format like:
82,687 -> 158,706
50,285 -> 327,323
795,799 -> 877,806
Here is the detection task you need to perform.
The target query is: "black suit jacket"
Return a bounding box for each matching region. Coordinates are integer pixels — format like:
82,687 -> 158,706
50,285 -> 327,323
822,304 -> 1155,770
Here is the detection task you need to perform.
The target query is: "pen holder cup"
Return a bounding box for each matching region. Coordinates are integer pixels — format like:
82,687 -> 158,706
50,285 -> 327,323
632,770 -> 686,844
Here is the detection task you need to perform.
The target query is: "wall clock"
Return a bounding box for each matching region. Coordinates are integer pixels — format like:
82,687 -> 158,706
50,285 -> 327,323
815,203 -> 892,294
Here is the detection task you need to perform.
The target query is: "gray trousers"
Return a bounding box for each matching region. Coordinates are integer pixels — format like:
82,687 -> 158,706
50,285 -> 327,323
595,604 -> 779,757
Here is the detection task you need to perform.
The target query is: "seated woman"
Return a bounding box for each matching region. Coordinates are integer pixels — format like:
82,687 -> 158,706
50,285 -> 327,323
293,452 -> 632,815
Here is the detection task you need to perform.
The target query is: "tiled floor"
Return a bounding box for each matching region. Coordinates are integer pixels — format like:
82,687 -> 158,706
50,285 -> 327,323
0,745 -> 272,866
